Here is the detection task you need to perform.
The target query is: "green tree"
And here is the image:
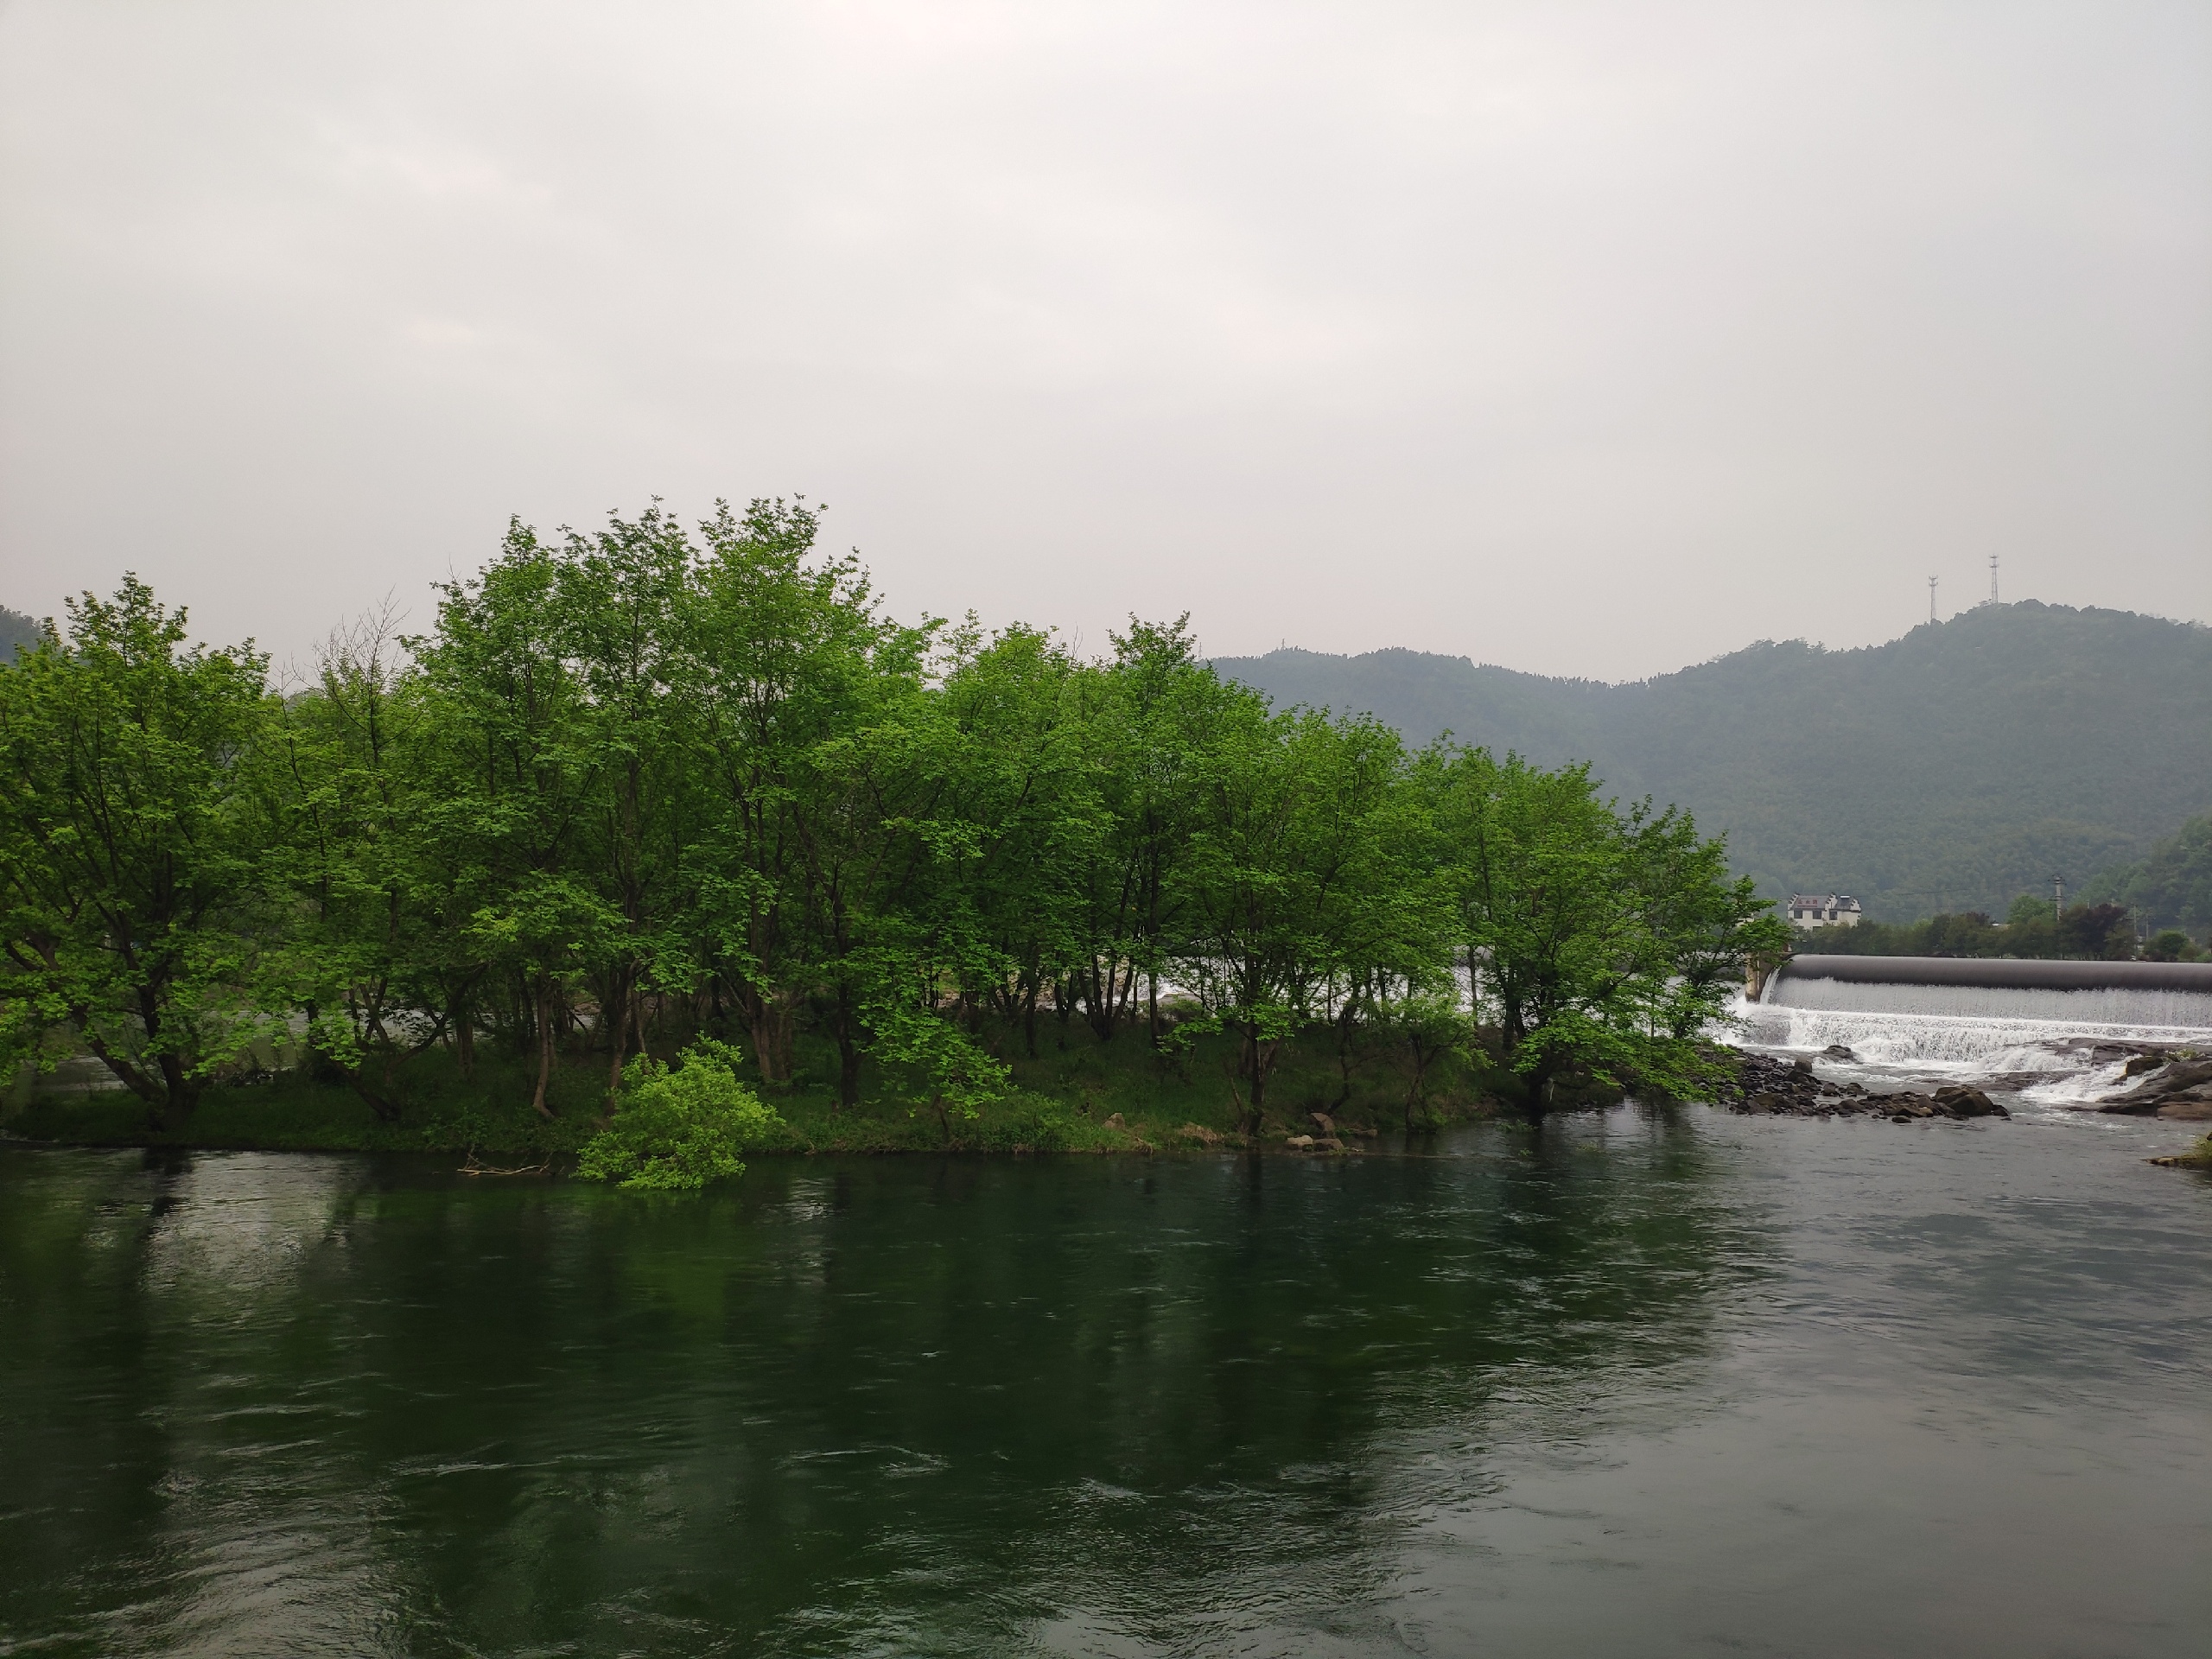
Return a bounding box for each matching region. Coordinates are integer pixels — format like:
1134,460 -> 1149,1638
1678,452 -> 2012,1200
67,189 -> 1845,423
1171,701 -> 1439,1134
1058,617 -> 1224,1044
412,526 -> 617,1118
686,498 -> 939,1103
2145,929 -> 2197,963
1620,801 -> 1789,1041
0,578 -> 275,1128
927,622 -> 1102,1059
256,608 -> 461,1121
556,505 -> 702,1102
1427,747 -> 1780,1112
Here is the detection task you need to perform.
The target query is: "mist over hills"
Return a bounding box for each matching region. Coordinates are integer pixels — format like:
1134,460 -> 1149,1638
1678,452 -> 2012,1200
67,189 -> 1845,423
1217,601 -> 2212,922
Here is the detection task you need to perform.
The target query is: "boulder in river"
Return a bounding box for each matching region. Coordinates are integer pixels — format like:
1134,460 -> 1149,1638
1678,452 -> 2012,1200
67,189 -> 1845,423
2096,1058 -> 2212,1116
1863,1088 -> 2008,1121
1932,1084 -> 2006,1119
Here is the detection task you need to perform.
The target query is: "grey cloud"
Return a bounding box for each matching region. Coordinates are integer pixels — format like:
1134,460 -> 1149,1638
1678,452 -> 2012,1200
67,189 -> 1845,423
3,0 -> 2206,677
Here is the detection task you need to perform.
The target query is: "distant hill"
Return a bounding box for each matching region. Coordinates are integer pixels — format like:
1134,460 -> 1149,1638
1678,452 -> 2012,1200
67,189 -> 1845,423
2082,811 -> 2212,937
0,607 -> 40,660
1216,601 -> 2212,922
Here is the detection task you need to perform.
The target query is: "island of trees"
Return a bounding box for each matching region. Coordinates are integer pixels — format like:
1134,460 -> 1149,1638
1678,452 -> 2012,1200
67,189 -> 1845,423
0,501 -> 1786,1159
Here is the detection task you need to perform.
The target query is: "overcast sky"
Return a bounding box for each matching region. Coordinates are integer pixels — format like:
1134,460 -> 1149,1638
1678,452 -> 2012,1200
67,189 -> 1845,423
3,2 -> 2208,680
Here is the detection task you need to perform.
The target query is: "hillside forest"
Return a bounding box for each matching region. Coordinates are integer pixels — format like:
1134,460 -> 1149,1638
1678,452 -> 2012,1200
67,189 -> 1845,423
1217,603 -> 2212,925
0,502 -> 1786,1154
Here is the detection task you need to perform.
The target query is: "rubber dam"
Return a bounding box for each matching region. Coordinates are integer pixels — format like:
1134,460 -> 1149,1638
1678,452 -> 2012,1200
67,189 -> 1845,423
1733,953 -> 2212,1088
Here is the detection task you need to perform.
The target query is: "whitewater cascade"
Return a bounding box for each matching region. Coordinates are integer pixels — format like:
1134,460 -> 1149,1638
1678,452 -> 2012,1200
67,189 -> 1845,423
1732,955 -> 2212,1103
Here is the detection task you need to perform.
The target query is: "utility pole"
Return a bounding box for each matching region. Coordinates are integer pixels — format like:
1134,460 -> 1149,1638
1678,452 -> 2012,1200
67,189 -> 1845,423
2051,873 -> 2065,924
1929,575 -> 1938,624
1988,554 -> 1999,606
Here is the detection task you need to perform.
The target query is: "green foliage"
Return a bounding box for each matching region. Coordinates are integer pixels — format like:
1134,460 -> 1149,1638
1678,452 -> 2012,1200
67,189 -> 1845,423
2081,811 -> 2212,939
4,507 -> 1789,1142
1424,747 -> 1785,1108
1815,897 -> 2141,960
0,579 -> 278,1128
1371,989 -> 1475,1129
575,1039 -> 780,1190
1168,697 -> 1448,1131
1217,603 -> 2212,921
9,1011 -> 1495,1154
2145,930 -> 2199,963
971,1091 -> 1089,1152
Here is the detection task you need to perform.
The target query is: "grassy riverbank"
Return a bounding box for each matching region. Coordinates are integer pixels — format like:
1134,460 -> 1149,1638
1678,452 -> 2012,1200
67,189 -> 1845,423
5,1023 -> 1518,1156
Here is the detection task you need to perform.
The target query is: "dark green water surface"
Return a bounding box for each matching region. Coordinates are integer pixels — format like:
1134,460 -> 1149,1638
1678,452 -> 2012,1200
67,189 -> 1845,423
3,1109 -> 2209,1656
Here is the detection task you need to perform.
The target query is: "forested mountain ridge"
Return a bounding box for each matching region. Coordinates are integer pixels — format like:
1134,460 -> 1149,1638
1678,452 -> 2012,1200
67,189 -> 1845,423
2082,811 -> 2212,936
1216,601 -> 2212,921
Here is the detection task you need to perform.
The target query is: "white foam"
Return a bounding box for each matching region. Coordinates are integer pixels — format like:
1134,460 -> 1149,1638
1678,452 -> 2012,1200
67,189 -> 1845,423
1719,987 -> 2209,1116
1764,974 -> 2212,1031
2018,1063 -> 2137,1106
1728,999 -> 2206,1066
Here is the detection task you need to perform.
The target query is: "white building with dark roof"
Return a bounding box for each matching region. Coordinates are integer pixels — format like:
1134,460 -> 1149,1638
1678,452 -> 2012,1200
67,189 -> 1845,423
1787,893 -> 1862,930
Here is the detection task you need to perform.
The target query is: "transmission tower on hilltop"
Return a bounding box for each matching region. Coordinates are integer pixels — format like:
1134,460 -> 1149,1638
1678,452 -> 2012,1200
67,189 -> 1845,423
1989,554 -> 1999,606
1928,575 -> 1938,624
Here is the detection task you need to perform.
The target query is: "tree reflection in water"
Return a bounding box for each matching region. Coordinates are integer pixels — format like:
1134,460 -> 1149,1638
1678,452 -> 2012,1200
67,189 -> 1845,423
0,1119 -> 1767,1655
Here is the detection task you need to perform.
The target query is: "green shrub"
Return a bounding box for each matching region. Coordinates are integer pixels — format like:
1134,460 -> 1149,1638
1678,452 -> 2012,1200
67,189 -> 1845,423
2145,929 -> 2200,963
975,1093 -> 1081,1152
575,1039 -> 780,1191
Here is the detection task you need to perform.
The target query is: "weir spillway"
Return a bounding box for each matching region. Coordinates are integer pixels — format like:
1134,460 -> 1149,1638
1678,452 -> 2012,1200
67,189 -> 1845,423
1736,953 -> 2212,1078
1764,954 -> 2212,1029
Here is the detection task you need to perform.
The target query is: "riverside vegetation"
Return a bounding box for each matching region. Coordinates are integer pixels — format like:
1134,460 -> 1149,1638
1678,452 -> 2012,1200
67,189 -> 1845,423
1792,893 -> 2201,963
0,501 -> 1785,1179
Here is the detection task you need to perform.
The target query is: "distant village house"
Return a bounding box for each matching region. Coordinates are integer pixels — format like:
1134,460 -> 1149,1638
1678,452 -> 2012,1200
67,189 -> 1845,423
1787,893 -> 1862,930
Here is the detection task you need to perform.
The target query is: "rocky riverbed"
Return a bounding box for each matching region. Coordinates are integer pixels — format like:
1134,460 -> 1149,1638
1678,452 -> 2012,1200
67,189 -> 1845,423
1722,1050 -> 2008,1121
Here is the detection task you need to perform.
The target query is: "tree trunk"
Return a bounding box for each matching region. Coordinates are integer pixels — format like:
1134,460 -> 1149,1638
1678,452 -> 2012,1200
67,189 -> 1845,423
155,1051 -> 199,1135
530,983 -> 558,1119
347,1071 -> 405,1124
1239,1021 -> 1281,1137
1332,996 -> 1362,1109
1517,1053 -> 1555,1118
835,982 -> 862,1109
1402,1036 -> 1431,1135
603,969 -> 632,1106
73,1024 -> 162,1114
1084,960 -> 1118,1041
743,985 -> 797,1086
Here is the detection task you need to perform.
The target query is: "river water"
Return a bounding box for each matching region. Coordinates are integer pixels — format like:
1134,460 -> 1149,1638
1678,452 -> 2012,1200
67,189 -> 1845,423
3,1099 -> 2209,1658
